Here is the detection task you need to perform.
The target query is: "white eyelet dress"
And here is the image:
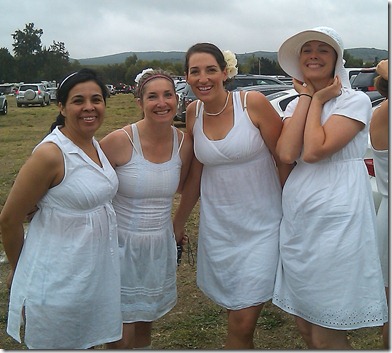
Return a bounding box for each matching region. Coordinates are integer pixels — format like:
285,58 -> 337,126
193,91 -> 283,310
6,127 -> 122,349
272,90 -> 388,329
112,124 -> 184,322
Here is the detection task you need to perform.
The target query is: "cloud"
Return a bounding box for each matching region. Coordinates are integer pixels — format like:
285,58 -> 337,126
0,0 -> 388,59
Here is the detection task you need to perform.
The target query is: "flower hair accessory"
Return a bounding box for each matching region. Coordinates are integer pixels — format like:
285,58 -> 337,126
135,68 -> 154,83
222,50 -> 238,79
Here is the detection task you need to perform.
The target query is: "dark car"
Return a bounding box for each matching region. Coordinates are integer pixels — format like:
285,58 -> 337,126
225,74 -> 287,91
0,89 -> 7,115
351,68 -> 377,92
236,84 -> 294,96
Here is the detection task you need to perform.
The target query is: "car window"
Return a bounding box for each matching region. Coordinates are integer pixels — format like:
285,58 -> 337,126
20,85 -> 38,91
351,72 -> 377,86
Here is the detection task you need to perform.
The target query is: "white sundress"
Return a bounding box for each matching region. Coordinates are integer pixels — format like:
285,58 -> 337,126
272,89 -> 388,329
112,124 -> 183,322
193,91 -> 283,310
7,127 -> 122,349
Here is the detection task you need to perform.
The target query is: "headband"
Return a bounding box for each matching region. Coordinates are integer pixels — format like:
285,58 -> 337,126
137,74 -> 174,96
58,71 -> 78,89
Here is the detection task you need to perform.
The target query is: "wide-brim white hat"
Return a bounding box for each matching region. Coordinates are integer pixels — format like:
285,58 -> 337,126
278,26 -> 350,87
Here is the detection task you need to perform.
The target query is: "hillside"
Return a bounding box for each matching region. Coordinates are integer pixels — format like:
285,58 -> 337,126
74,48 -> 388,66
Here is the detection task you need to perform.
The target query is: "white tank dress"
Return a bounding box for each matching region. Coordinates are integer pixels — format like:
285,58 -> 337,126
112,124 -> 183,322
372,146 -> 388,286
193,91 -> 282,310
6,127 -> 122,349
273,89 -> 388,329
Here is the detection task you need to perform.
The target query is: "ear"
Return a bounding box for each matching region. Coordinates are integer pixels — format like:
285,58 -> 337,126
59,102 -> 66,117
136,98 -> 143,110
222,67 -> 229,82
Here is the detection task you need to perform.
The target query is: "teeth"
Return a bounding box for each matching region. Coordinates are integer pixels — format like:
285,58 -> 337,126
83,117 -> 96,121
156,110 -> 169,115
198,86 -> 211,91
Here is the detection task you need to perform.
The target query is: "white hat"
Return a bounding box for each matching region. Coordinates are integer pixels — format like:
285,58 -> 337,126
278,26 -> 350,87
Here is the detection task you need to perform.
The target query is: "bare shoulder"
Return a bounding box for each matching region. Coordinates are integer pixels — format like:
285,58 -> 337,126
32,141 -> 63,167
244,90 -> 269,108
185,100 -> 199,134
99,126 -> 133,166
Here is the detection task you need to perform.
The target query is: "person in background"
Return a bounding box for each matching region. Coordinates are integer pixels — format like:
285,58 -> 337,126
0,68 -> 122,349
173,42 -> 291,349
370,58 -> 388,349
272,27 -> 388,349
100,68 -> 193,349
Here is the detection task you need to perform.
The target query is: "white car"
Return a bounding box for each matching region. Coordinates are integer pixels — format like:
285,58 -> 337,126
267,88 -> 382,211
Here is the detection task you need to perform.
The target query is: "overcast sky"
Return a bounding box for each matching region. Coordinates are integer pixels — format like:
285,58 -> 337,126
1,0 -> 389,60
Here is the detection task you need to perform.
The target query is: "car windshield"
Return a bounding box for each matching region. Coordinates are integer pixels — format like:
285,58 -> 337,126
20,85 -> 38,90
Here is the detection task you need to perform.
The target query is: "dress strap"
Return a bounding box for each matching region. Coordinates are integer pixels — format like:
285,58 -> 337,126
243,91 -> 249,111
195,100 -> 201,118
177,128 -> 185,154
120,125 -> 141,155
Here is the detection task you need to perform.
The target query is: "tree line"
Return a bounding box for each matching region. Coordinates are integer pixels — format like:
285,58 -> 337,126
0,23 -> 368,86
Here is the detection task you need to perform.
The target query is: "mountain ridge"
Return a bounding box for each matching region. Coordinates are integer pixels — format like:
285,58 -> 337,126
74,48 -> 388,66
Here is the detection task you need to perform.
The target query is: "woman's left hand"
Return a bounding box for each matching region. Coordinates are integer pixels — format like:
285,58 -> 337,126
314,76 -> 342,104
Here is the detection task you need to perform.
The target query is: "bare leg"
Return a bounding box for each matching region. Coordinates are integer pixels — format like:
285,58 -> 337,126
295,316 -> 315,349
105,323 -> 136,349
225,304 -> 263,349
134,322 -> 153,348
311,325 -> 351,349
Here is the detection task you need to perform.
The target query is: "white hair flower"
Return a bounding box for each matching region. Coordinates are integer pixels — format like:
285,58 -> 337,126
135,68 -> 154,83
222,50 -> 238,79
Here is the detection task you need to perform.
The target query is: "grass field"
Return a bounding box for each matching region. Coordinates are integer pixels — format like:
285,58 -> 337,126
0,94 -> 385,349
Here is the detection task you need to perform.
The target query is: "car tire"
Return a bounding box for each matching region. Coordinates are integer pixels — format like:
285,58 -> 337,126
0,102 -> 7,115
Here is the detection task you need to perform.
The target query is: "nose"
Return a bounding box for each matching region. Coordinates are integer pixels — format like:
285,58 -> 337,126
198,70 -> 209,83
83,100 -> 95,110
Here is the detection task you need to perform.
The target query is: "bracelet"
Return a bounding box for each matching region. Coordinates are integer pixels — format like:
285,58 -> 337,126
299,93 -> 313,99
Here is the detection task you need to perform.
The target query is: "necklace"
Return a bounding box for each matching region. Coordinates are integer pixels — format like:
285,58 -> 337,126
204,92 -> 230,116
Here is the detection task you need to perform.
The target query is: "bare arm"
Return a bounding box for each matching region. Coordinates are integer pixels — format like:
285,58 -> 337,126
177,131 -> 194,194
173,101 -> 202,243
246,91 -> 293,186
100,128 -> 133,168
0,143 -> 63,271
302,77 -> 364,163
370,99 -> 389,151
276,79 -> 315,164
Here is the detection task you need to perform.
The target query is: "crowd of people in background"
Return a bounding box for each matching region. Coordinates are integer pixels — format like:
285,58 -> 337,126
0,26 -> 388,350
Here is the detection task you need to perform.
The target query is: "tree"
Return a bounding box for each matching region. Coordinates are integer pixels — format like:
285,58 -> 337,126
0,48 -> 16,82
12,23 -> 43,57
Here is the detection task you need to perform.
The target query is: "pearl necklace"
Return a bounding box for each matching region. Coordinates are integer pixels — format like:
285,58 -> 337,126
204,92 -> 230,116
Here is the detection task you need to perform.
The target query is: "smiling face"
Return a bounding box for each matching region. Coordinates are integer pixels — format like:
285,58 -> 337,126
59,80 -> 106,138
186,52 -> 227,102
299,40 -> 337,82
138,77 -> 178,123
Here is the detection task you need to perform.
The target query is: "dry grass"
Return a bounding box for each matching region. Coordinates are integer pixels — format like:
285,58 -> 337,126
0,95 -> 385,349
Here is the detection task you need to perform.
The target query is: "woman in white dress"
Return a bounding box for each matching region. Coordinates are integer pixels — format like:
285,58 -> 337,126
272,27 -> 388,349
0,69 -> 122,349
370,59 -> 389,349
173,43 -> 291,349
100,69 -> 193,349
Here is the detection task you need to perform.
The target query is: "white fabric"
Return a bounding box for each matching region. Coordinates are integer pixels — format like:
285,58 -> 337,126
7,127 -> 122,349
113,124 -> 183,322
193,91 -> 282,310
273,89 -> 388,329
372,147 -> 388,286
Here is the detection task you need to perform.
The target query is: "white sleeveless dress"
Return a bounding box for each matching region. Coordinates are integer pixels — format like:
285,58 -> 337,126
112,124 -> 184,322
372,146 -> 388,286
7,127 -> 122,349
193,91 -> 282,310
273,89 -> 388,329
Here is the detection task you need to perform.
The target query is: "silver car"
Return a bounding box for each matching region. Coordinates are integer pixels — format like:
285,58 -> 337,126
16,84 -> 50,107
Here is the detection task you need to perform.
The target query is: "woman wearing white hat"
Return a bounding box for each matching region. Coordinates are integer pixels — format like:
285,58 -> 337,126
272,27 -> 387,349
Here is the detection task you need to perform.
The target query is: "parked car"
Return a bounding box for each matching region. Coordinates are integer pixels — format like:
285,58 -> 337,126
46,87 -> 57,101
235,84 -> 294,96
16,83 -> 51,107
0,89 -> 8,115
106,84 -> 116,96
225,74 -> 287,91
175,83 -> 196,122
351,68 -> 377,92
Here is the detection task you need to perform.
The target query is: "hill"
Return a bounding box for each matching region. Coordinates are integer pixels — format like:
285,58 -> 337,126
74,48 -> 388,66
